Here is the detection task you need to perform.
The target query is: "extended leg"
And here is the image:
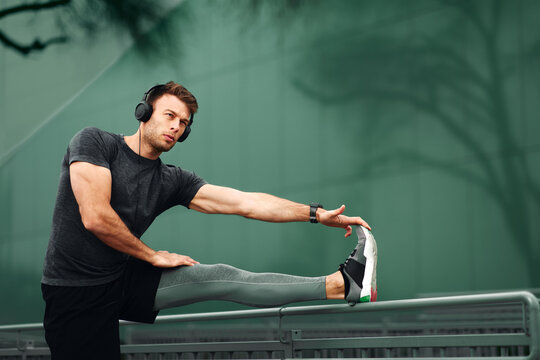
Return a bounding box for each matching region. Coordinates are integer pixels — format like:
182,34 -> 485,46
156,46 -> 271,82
153,225 -> 376,310
153,263 -> 327,310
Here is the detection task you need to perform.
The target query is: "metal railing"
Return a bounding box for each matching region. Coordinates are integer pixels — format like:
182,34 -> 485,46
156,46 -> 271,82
0,291 -> 538,359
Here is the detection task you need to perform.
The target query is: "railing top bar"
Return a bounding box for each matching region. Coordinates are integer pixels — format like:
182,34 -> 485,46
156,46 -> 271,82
281,290 -> 540,317
1,290 -> 538,332
120,307 -> 281,326
132,290 -> 539,327
0,323 -> 43,332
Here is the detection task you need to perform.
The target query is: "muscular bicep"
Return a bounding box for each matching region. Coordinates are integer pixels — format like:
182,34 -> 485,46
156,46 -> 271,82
189,184 -> 251,215
70,161 -> 112,224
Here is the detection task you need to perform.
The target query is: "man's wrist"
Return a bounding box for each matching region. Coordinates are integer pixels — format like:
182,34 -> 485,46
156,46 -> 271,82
316,207 -> 324,223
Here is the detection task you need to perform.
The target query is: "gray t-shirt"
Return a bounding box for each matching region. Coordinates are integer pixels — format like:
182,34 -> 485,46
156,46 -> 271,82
42,127 -> 206,286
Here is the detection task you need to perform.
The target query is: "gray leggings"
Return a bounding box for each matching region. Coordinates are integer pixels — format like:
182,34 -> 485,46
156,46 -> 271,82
153,264 -> 327,310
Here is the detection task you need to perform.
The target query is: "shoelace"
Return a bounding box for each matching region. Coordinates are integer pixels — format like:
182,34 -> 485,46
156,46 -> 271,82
339,246 -> 358,271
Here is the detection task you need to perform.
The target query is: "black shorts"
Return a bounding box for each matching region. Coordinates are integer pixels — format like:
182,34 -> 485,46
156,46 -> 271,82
41,257 -> 162,360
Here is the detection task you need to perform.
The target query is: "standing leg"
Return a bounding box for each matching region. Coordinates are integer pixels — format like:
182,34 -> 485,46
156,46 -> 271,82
41,281 -> 121,360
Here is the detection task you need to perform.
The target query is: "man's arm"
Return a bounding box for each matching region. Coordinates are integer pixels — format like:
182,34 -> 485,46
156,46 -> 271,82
189,184 -> 370,237
70,161 -> 199,267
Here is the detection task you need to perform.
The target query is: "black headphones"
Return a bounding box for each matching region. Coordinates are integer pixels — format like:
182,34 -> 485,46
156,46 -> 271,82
134,84 -> 194,142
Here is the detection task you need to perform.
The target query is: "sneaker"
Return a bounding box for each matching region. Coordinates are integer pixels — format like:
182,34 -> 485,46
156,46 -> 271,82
338,225 -> 378,305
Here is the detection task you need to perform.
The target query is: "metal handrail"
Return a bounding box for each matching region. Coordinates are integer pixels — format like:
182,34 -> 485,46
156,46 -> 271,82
133,290 -> 540,325
1,291 -> 539,358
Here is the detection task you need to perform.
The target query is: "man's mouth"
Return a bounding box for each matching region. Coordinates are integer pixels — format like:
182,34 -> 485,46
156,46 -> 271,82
163,134 -> 175,142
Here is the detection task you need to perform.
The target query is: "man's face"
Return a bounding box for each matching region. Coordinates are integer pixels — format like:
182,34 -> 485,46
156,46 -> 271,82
142,94 -> 191,155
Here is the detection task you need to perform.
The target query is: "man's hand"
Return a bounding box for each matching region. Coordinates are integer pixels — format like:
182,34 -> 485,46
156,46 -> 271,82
150,250 -> 200,268
318,205 -> 371,238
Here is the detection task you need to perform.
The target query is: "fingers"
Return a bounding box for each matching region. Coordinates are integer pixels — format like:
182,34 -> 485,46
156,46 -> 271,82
320,204 -> 372,232
181,255 -> 200,266
151,251 -> 199,268
359,218 -> 371,231
172,253 -> 199,266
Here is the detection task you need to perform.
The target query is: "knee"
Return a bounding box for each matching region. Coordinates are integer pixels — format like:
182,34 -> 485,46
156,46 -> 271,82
209,263 -> 242,280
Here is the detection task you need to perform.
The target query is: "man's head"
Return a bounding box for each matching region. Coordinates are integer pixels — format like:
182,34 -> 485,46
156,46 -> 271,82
137,82 -> 198,158
135,81 -> 198,124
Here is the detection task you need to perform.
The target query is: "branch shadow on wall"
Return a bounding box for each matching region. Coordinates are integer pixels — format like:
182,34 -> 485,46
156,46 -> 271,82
292,0 -> 540,285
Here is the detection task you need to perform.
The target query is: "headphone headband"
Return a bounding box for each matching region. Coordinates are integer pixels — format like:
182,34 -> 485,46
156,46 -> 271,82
141,85 -> 163,103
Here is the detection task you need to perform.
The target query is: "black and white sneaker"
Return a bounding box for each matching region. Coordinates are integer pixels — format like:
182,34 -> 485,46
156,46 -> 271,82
338,225 -> 378,305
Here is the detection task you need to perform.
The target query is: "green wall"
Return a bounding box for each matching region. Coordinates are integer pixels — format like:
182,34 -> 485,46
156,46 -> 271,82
1,0 -> 539,325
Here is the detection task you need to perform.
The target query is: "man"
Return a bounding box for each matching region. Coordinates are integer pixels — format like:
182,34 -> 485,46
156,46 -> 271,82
41,81 -> 373,359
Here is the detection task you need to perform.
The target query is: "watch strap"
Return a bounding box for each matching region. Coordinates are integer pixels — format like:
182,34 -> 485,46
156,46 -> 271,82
309,203 -> 323,223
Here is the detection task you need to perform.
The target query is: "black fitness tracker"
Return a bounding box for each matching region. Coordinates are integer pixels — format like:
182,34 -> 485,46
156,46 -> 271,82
309,203 -> 323,223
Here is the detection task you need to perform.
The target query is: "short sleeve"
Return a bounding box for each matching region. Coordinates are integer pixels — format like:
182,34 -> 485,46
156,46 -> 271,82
68,127 -> 117,169
164,165 -> 207,209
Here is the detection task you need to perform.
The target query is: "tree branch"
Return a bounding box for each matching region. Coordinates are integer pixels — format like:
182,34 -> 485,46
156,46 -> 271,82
352,88 -> 505,198
358,147 -> 500,203
0,0 -> 70,20
0,29 -> 68,55
443,0 -> 490,40
418,39 -> 491,96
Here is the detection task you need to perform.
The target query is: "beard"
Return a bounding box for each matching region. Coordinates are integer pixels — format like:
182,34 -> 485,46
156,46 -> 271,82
142,122 -> 177,154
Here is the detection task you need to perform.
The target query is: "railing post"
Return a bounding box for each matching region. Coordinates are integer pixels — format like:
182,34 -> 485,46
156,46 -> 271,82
279,329 -> 303,358
281,330 -> 292,359
292,330 -> 302,358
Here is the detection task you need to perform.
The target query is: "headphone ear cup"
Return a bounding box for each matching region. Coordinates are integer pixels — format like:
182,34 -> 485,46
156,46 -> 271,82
135,102 -> 153,122
178,126 -> 191,142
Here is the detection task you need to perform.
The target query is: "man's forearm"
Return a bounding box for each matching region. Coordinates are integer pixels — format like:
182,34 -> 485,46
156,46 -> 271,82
241,192 -> 320,223
82,205 -> 157,263
241,192 -> 370,237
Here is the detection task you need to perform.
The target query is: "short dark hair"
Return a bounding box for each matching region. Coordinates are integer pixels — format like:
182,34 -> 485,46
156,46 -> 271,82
147,81 -> 198,116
